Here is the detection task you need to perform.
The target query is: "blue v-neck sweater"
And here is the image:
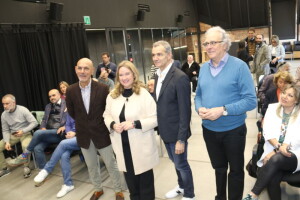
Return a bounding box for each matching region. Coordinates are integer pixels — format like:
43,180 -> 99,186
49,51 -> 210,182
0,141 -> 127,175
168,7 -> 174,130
195,56 -> 257,132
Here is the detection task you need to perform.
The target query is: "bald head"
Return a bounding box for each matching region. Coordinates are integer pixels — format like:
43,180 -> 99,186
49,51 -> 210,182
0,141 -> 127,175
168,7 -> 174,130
77,58 -> 93,68
147,79 -> 155,93
48,89 -> 61,104
76,58 -> 94,87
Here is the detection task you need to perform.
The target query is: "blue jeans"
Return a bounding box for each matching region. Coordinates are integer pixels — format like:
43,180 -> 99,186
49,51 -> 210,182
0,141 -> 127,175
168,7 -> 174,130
27,129 -> 62,169
164,142 -> 195,198
44,137 -> 80,186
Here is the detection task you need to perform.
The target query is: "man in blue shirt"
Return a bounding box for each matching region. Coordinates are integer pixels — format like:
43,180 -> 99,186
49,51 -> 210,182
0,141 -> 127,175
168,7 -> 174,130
195,26 -> 256,200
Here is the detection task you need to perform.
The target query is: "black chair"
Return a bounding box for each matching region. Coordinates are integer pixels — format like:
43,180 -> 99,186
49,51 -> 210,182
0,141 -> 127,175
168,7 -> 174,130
282,41 -> 293,60
294,41 -> 300,51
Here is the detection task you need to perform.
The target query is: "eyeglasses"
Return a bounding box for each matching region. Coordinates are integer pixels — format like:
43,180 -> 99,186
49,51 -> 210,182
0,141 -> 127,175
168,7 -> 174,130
202,41 -> 223,47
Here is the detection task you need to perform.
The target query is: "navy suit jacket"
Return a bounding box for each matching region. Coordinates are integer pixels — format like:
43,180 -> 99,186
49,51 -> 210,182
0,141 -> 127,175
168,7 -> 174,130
154,64 -> 191,143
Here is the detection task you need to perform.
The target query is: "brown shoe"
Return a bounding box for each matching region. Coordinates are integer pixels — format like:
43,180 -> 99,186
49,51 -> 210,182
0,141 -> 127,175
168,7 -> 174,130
90,191 -> 104,200
116,192 -> 124,200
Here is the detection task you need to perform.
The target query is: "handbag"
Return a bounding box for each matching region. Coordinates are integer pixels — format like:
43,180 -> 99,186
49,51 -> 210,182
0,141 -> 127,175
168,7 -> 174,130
246,134 -> 265,178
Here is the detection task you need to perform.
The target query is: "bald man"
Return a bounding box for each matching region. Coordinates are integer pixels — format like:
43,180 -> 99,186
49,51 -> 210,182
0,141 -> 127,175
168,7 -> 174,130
8,89 -> 67,170
66,58 -> 124,200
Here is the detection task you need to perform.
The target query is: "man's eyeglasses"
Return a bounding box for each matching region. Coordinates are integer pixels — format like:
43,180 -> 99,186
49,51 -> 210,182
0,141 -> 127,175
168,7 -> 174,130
202,41 -> 223,47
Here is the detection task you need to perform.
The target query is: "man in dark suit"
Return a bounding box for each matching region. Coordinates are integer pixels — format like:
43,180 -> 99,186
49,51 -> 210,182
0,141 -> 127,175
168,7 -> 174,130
181,55 -> 200,93
66,58 -> 124,200
153,41 -> 195,200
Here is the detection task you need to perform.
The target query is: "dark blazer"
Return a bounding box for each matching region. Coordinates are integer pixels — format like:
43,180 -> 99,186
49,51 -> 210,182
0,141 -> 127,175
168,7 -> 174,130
66,80 -> 111,149
262,87 -> 278,116
154,65 -> 191,143
181,62 -> 200,80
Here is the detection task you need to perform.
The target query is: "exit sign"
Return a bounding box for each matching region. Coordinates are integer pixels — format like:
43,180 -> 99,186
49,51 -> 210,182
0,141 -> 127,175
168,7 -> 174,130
83,16 -> 91,25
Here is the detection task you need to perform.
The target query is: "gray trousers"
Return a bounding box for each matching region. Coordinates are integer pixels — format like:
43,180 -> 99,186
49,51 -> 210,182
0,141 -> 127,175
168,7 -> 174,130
81,140 -> 122,192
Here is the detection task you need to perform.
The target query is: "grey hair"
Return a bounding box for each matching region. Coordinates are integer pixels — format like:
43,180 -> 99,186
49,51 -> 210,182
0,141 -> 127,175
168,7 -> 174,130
153,40 -> 172,54
205,26 -> 232,51
2,94 -> 16,102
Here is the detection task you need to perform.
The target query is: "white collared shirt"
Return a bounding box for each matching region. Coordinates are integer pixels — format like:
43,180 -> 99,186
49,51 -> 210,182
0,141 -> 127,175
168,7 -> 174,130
156,62 -> 173,101
56,98 -> 62,105
79,79 -> 92,114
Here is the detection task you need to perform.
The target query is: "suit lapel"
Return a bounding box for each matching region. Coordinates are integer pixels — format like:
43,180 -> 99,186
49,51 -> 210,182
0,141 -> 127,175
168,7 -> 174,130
88,81 -> 97,115
154,74 -> 159,101
75,82 -> 88,116
158,65 -> 175,100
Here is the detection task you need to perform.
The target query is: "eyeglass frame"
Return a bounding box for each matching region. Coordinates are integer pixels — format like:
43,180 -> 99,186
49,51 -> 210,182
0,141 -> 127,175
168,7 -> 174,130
202,41 -> 224,47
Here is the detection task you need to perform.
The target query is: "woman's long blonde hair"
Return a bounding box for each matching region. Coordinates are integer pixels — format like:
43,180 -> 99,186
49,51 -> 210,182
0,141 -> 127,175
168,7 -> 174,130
110,60 -> 145,99
276,84 -> 300,121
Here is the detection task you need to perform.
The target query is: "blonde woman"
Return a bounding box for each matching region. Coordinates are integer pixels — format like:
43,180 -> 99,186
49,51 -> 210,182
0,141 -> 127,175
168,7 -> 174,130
103,60 -> 158,200
269,35 -> 285,73
243,84 -> 300,200
58,81 -> 69,99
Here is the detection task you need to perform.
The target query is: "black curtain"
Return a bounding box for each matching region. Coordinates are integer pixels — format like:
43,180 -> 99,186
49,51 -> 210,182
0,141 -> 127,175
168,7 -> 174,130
0,23 -> 89,112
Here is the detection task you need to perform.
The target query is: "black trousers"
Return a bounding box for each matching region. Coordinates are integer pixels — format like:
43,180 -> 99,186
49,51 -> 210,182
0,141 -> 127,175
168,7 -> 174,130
122,135 -> 155,200
252,152 -> 297,200
203,124 -> 247,200
191,76 -> 198,92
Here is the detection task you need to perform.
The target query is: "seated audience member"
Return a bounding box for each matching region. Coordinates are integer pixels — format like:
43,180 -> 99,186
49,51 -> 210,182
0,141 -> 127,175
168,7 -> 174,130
295,66 -> 300,86
258,62 -> 290,104
8,89 -> 67,169
98,68 -> 115,91
147,79 -> 155,97
34,113 -> 80,198
103,60 -> 158,200
59,81 -> 69,100
0,94 -> 38,178
95,52 -> 117,81
181,55 -> 200,93
243,84 -> 300,200
261,71 -> 293,116
268,35 -> 285,74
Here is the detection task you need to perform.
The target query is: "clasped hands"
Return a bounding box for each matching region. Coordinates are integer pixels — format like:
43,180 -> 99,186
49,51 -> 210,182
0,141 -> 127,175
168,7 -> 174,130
113,121 -> 134,133
198,107 -> 223,121
263,143 -> 292,165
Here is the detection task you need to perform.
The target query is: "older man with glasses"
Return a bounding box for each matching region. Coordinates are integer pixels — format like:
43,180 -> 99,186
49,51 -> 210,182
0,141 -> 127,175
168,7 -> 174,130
195,26 -> 257,200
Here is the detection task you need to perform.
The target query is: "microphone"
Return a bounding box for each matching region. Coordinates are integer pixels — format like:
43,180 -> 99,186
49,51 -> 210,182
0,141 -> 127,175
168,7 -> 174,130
126,98 -> 128,102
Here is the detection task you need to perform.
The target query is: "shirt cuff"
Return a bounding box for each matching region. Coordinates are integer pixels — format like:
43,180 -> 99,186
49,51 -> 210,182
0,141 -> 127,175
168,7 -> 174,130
110,121 -> 116,130
134,120 -> 142,129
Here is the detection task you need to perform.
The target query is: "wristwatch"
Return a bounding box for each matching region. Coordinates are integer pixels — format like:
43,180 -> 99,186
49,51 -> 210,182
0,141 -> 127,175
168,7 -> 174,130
178,140 -> 185,144
223,106 -> 228,116
274,143 -> 281,152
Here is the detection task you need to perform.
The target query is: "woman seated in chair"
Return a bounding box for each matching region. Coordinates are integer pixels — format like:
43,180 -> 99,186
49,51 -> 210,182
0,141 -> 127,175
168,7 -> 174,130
243,84 -> 300,200
261,71 -> 294,116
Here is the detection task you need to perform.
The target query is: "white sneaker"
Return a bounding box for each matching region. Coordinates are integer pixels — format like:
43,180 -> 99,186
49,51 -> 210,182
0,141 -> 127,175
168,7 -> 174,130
182,197 -> 195,200
56,184 -> 74,198
165,185 -> 184,198
34,169 -> 48,184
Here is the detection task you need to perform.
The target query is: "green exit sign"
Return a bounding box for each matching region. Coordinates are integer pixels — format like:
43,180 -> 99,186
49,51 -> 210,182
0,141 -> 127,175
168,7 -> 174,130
83,16 -> 91,25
